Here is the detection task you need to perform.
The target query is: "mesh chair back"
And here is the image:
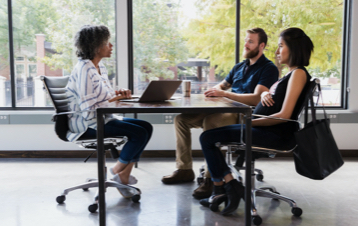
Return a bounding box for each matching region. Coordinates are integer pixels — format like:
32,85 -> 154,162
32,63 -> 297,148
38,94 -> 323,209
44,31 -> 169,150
294,78 -> 320,122
41,76 -> 70,141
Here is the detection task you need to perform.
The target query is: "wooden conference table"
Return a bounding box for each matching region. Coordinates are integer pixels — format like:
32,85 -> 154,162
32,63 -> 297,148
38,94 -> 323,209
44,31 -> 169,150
96,94 -> 252,226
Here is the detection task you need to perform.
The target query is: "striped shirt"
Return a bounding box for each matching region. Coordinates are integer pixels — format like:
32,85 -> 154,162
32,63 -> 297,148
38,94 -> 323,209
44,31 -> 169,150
65,59 -> 122,142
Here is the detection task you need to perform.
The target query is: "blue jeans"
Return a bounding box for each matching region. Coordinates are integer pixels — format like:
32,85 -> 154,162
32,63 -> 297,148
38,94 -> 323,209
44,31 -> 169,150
80,118 -> 153,164
200,124 -> 289,182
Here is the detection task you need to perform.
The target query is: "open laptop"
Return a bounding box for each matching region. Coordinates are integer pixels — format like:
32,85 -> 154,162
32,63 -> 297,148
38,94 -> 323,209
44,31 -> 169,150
121,80 -> 182,102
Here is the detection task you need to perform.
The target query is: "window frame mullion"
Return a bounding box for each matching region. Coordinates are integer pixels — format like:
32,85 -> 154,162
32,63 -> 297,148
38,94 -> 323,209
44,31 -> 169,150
7,0 -> 16,108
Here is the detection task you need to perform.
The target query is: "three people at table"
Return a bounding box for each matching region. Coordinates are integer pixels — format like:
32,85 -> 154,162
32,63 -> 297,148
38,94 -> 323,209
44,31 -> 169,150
162,28 -> 279,200
66,25 -> 153,198
200,27 -> 314,215
65,25 -> 314,217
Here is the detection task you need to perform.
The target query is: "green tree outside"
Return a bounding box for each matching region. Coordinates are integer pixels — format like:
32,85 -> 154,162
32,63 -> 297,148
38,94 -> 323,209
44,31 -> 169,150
133,0 -> 189,81
0,0 -> 116,73
184,0 -> 344,80
41,0 -> 116,73
1,0 -> 345,84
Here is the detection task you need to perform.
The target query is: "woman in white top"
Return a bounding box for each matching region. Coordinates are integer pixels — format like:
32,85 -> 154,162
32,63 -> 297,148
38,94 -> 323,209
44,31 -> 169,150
66,25 -> 153,198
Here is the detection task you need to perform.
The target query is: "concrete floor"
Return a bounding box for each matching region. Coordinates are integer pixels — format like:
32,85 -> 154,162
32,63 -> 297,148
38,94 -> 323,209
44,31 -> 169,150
0,157 -> 357,226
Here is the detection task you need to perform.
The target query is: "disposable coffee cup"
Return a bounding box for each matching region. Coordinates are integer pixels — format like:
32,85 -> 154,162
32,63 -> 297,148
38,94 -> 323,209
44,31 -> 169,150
182,80 -> 191,97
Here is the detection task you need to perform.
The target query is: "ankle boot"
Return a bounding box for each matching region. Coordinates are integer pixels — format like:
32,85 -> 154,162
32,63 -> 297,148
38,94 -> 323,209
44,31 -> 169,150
221,179 -> 245,216
209,193 -> 228,212
199,184 -> 226,208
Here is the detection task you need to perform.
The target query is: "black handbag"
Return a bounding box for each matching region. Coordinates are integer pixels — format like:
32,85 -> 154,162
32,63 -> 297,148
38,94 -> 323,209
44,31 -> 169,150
293,83 -> 344,180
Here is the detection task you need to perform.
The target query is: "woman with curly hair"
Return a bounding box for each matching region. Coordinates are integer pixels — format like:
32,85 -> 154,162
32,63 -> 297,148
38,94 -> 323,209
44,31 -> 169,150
66,25 -> 153,198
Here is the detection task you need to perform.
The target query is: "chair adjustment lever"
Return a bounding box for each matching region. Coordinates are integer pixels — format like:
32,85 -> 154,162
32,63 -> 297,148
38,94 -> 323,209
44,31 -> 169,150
110,147 -> 120,159
84,150 -> 97,163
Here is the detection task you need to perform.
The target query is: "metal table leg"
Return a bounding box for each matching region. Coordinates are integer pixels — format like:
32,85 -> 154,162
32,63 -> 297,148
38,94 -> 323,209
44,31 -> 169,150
97,111 -> 106,226
245,113 -> 252,226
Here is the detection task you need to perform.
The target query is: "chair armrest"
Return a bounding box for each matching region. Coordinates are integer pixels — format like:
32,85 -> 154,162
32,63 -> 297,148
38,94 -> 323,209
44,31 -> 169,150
51,110 -> 96,122
53,110 -> 96,116
252,114 -> 298,123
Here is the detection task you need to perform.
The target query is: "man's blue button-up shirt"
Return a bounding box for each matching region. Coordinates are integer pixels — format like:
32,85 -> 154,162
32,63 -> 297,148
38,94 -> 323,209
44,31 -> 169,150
225,54 -> 278,94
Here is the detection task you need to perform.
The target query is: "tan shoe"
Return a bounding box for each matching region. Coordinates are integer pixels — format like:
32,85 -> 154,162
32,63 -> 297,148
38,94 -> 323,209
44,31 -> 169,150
161,169 -> 195,184
192,177 -> 213,199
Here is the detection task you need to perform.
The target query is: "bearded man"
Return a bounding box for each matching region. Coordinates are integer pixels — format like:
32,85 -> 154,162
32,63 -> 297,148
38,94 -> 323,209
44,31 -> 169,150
162,28 -> 279,199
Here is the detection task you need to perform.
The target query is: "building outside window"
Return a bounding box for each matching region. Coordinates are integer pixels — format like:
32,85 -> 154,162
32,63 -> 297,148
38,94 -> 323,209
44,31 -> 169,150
15,64 -> 24,78
28,65 -> 37,78
0,0 -> 116,108
131,0 -> 347,107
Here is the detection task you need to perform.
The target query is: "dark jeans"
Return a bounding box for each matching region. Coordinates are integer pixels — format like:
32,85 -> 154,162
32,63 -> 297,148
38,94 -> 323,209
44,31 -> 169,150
200,124 -> 288,182
80,118 -> 153,163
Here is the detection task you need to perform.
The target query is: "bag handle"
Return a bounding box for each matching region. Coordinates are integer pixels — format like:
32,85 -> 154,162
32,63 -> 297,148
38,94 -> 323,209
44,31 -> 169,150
305,82 -> 330,133
303,81 -> 317,126
303,80 -> 327,123
316,83 -> 328,120
317,83 -> 331,132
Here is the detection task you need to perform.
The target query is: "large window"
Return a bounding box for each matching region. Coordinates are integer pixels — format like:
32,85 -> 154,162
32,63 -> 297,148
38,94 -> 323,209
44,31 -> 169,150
239,0 -> 347,107
0,0 -> 116,109
0,0 -> 10,107
131,0 -> 349,107
132,0 -> 235,95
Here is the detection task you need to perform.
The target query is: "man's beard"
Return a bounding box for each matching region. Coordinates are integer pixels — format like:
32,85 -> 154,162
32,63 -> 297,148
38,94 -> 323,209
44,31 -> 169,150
243,46 -> 260,59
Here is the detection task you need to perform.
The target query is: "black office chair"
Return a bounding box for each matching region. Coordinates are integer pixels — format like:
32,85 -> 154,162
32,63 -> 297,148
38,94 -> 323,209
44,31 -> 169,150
41,75 -> 141,213
213,78 -> 320,225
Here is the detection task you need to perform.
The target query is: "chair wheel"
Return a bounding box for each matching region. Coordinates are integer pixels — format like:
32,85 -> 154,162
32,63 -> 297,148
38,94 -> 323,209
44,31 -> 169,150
292,207 -> 303,217
56,195 -> 66,204
256,174 -> 264,182
82,188 -> 89,191
209,203 -> 219,212
88,203 -> 98,213
252,215 -> 262,225
131,194 -> 141,203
